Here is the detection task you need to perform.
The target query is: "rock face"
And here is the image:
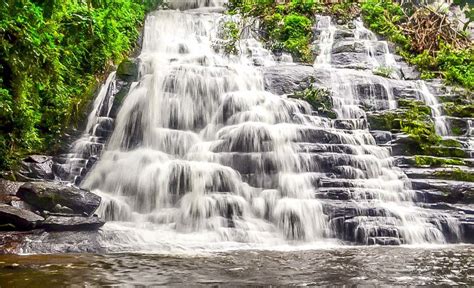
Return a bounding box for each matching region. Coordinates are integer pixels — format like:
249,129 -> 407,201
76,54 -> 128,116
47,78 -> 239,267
0,179 -> 23,204
17,182 -> 101,216
0,204 -> 44,230
42,215 -> 105,231
17,155 -> 54,181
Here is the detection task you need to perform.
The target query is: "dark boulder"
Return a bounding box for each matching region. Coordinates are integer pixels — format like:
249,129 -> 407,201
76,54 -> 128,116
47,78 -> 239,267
41,215 -> 105,231
17,182 -> 101,216
0,204 -> 44,230
17,155 -> 54,181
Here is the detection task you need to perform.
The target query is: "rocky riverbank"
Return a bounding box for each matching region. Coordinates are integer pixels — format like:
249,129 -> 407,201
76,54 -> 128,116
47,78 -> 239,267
0,178 -> 104,253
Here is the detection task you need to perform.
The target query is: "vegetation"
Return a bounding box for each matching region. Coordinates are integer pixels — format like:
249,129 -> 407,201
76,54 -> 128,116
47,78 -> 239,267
361,0 -> 474,89
289,86 -> 337,119
227,0 -> 323,62
220,21 -> 240,55
0,0 -> 161,170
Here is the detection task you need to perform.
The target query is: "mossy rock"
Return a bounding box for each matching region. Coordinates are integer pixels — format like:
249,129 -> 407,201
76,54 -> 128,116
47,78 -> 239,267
117,58 -> 140,82
430,146 -> 468,158
367,111 -> 401,131
433,168 -> 474,183
443,103 -> 474,118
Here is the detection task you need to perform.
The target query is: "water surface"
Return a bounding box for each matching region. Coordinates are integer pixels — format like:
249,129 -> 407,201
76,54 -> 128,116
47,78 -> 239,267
1,245 -> 472,286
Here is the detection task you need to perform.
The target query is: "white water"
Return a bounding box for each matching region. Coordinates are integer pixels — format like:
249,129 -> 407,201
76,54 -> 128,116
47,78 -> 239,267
78,4 -> 461,250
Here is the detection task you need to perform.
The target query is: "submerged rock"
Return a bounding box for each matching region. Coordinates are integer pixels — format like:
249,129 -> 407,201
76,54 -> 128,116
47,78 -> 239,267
0,204 -> 44,230
42,215 -> 105,231
17,182 -> 101,216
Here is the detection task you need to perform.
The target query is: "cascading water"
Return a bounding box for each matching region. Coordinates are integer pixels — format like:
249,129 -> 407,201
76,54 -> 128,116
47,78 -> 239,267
416,80 -> 451,136
57,72 -> 117,184
75,3 -> 464,250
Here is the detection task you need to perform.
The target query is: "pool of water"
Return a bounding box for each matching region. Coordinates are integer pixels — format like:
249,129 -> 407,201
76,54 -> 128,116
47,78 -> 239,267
1,245 -> 473,286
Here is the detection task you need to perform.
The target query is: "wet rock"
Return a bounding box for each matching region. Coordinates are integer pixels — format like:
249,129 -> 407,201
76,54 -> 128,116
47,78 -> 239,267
333,28 -> 354,40
17,155 -> 54,181
411,179 -> 474,203
414,190 -> 449,203
368,237 -> 401,246
332,41 -> 367,54
332,40 -> 387,56
330,53 -> 372,70
41,215 -> 105,231
0,204 -> 44,230
17,182 -> 101,216
398,62 -> 420,80
117,58 -> 140,82
370,130 -> 392,145
263,65 -> 316,95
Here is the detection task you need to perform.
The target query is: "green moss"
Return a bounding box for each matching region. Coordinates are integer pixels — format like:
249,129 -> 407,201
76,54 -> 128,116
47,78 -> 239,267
414,155 -> 465,167
443,102 -> 474,118
439,138 -> 462,148
367,111 -> 400,131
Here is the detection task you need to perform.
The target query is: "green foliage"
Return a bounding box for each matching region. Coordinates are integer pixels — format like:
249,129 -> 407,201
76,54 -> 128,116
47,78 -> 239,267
361,0 -> 410,49
281,13 -> 312,61
290,86 -> 336,119
0,0 -> 159,170
227,0 -> 321,62
222,21 -> 240,55
362,0 -> 474,90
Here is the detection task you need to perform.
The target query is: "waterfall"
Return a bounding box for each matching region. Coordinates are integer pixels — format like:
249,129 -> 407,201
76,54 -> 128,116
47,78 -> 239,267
74,4 -> 463,250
